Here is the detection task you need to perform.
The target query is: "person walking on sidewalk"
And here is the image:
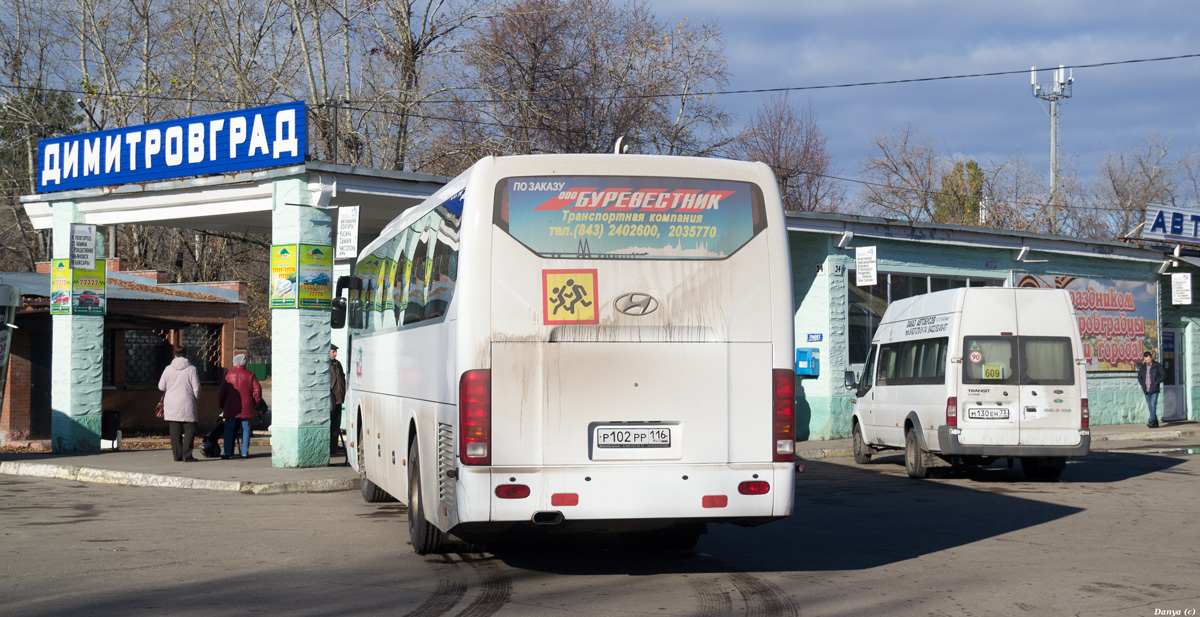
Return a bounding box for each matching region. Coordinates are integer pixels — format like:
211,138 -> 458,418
1138,350 -> 1167,428
330,344 -> 347,456
158,347 -> 201,462
218,354 -> 262,459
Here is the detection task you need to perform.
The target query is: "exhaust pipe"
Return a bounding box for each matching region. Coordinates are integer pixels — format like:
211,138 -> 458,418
531,511 -> 564,525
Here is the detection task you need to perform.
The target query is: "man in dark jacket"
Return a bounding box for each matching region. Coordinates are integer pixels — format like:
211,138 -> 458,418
1138,350 -> 1167,428
330,344 -> 347,456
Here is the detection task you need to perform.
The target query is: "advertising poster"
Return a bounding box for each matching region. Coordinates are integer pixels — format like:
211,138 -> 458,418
270,244 -> 298,308
1017,274 -> 1157,372
70,259 -> 107,315
50,259 -> 72,315
297,244 -> 333,308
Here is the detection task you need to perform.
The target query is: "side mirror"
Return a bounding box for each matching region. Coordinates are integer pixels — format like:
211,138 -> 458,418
331,297 -> 347,329
843,370 -> 858,390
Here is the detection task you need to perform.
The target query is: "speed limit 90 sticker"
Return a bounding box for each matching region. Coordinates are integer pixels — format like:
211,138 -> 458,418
969,350 -> 983,364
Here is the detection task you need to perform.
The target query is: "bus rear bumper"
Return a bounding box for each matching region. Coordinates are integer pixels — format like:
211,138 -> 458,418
455,462 -> 793,530
937,427 -> 1091,457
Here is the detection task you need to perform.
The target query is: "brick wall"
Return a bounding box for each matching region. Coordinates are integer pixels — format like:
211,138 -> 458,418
1,331 -> 32,442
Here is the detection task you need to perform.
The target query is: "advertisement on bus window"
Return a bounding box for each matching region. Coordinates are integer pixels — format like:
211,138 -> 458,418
497,176 -> 764,259
1017,274 -> 1157,371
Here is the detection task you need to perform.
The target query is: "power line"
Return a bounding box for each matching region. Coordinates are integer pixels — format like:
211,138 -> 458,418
392,53 -> 1200,105
2,52 -> 1197,109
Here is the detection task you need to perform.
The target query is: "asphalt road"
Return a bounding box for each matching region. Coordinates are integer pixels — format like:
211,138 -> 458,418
3,445 -> 1199,617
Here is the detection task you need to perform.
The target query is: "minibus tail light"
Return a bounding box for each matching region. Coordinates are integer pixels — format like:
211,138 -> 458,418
459,370 -> 491,465
773,369 -> 796,462
946,397 -> 958,427
1081,398 -> 1089,429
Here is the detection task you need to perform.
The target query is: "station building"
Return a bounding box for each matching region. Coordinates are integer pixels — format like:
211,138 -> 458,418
785,211 -> 1198,441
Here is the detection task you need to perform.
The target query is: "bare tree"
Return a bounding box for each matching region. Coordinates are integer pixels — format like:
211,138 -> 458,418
425,0 -> 732,173
1089,135 -> 1178,240
738,95 -> 843,213
858,124 -> 942,222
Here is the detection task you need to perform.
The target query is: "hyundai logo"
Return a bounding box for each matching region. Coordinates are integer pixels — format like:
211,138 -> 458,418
614,292 -> 659,316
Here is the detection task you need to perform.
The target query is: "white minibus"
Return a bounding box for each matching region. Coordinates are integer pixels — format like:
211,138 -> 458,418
334,154 -> 796,552
844,287 -> 1090,480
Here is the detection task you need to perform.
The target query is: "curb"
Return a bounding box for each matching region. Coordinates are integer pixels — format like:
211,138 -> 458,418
797,448 -> 853,460
0,461 -> 359,495
1092,428 -> 1199,442
793,427 -> 1200,460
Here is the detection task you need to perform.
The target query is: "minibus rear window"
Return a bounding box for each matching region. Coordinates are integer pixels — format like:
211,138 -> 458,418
1020,337 -> 1075,385
962,336 -> 1017,385
962,336 -> 1076,386
494,176 -> 766,260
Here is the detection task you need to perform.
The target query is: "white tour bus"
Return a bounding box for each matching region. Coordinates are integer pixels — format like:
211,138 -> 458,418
334,154 -> 796,553
843,287 -> 1090,480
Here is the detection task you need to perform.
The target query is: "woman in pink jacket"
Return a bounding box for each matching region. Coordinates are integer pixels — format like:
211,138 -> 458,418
158,347 -> 202,462
218,353 -> 262,459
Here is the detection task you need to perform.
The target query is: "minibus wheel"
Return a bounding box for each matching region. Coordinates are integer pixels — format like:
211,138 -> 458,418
852,423 -> 872,465
904,429 -> 928,479
408,441 -> 450,554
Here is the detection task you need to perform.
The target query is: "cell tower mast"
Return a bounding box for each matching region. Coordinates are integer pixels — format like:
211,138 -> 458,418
1031,64 -> 1073,233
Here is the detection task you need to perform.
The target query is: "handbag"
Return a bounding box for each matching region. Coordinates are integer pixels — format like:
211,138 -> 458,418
155,395 -> 165,419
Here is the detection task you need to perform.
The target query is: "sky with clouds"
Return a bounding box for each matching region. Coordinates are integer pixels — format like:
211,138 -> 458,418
651,0 -> 1200,202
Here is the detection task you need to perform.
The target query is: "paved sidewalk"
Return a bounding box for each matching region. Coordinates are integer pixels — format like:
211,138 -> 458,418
794,420 -> 1200,460
0,443 -> 357,495
1,421 -> 1195,494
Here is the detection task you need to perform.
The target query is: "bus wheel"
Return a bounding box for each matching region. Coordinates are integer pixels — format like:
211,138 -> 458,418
408,441 -> 450,554
904,428 -> 928,479
852,423 -> 872,465
359,422 -> 391,503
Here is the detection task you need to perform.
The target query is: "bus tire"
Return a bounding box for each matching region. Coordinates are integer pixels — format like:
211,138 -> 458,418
408,441 -> 450,554
852,422 -> 872,465
358,421 -> 392,503
904,428 -> 928,479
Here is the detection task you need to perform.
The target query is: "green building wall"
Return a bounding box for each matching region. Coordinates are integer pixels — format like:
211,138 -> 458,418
789,229 -> 1197,442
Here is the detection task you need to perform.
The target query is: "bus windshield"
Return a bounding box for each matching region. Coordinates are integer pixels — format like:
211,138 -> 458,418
495,175 -> 765,260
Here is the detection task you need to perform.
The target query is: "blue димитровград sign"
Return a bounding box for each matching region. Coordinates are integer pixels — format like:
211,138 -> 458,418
37,101 -> 306,193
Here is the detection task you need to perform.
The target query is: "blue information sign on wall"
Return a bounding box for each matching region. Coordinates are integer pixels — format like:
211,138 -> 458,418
37,101 -> 306,193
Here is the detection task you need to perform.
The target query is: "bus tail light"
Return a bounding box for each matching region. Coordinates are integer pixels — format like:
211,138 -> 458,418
1081,398 -> 1089,428
946,397 -> 958,427
773,369 -> 796,462
459,370 -> 491,465
495,484 -> 530,499
738,481 -> 770,495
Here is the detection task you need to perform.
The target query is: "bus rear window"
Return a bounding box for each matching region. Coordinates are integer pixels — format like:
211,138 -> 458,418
495,176 -> 765,260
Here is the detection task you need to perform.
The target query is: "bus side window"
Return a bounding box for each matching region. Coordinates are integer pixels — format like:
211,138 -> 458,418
404,223 -> 430,325
424,219 -> 460,319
